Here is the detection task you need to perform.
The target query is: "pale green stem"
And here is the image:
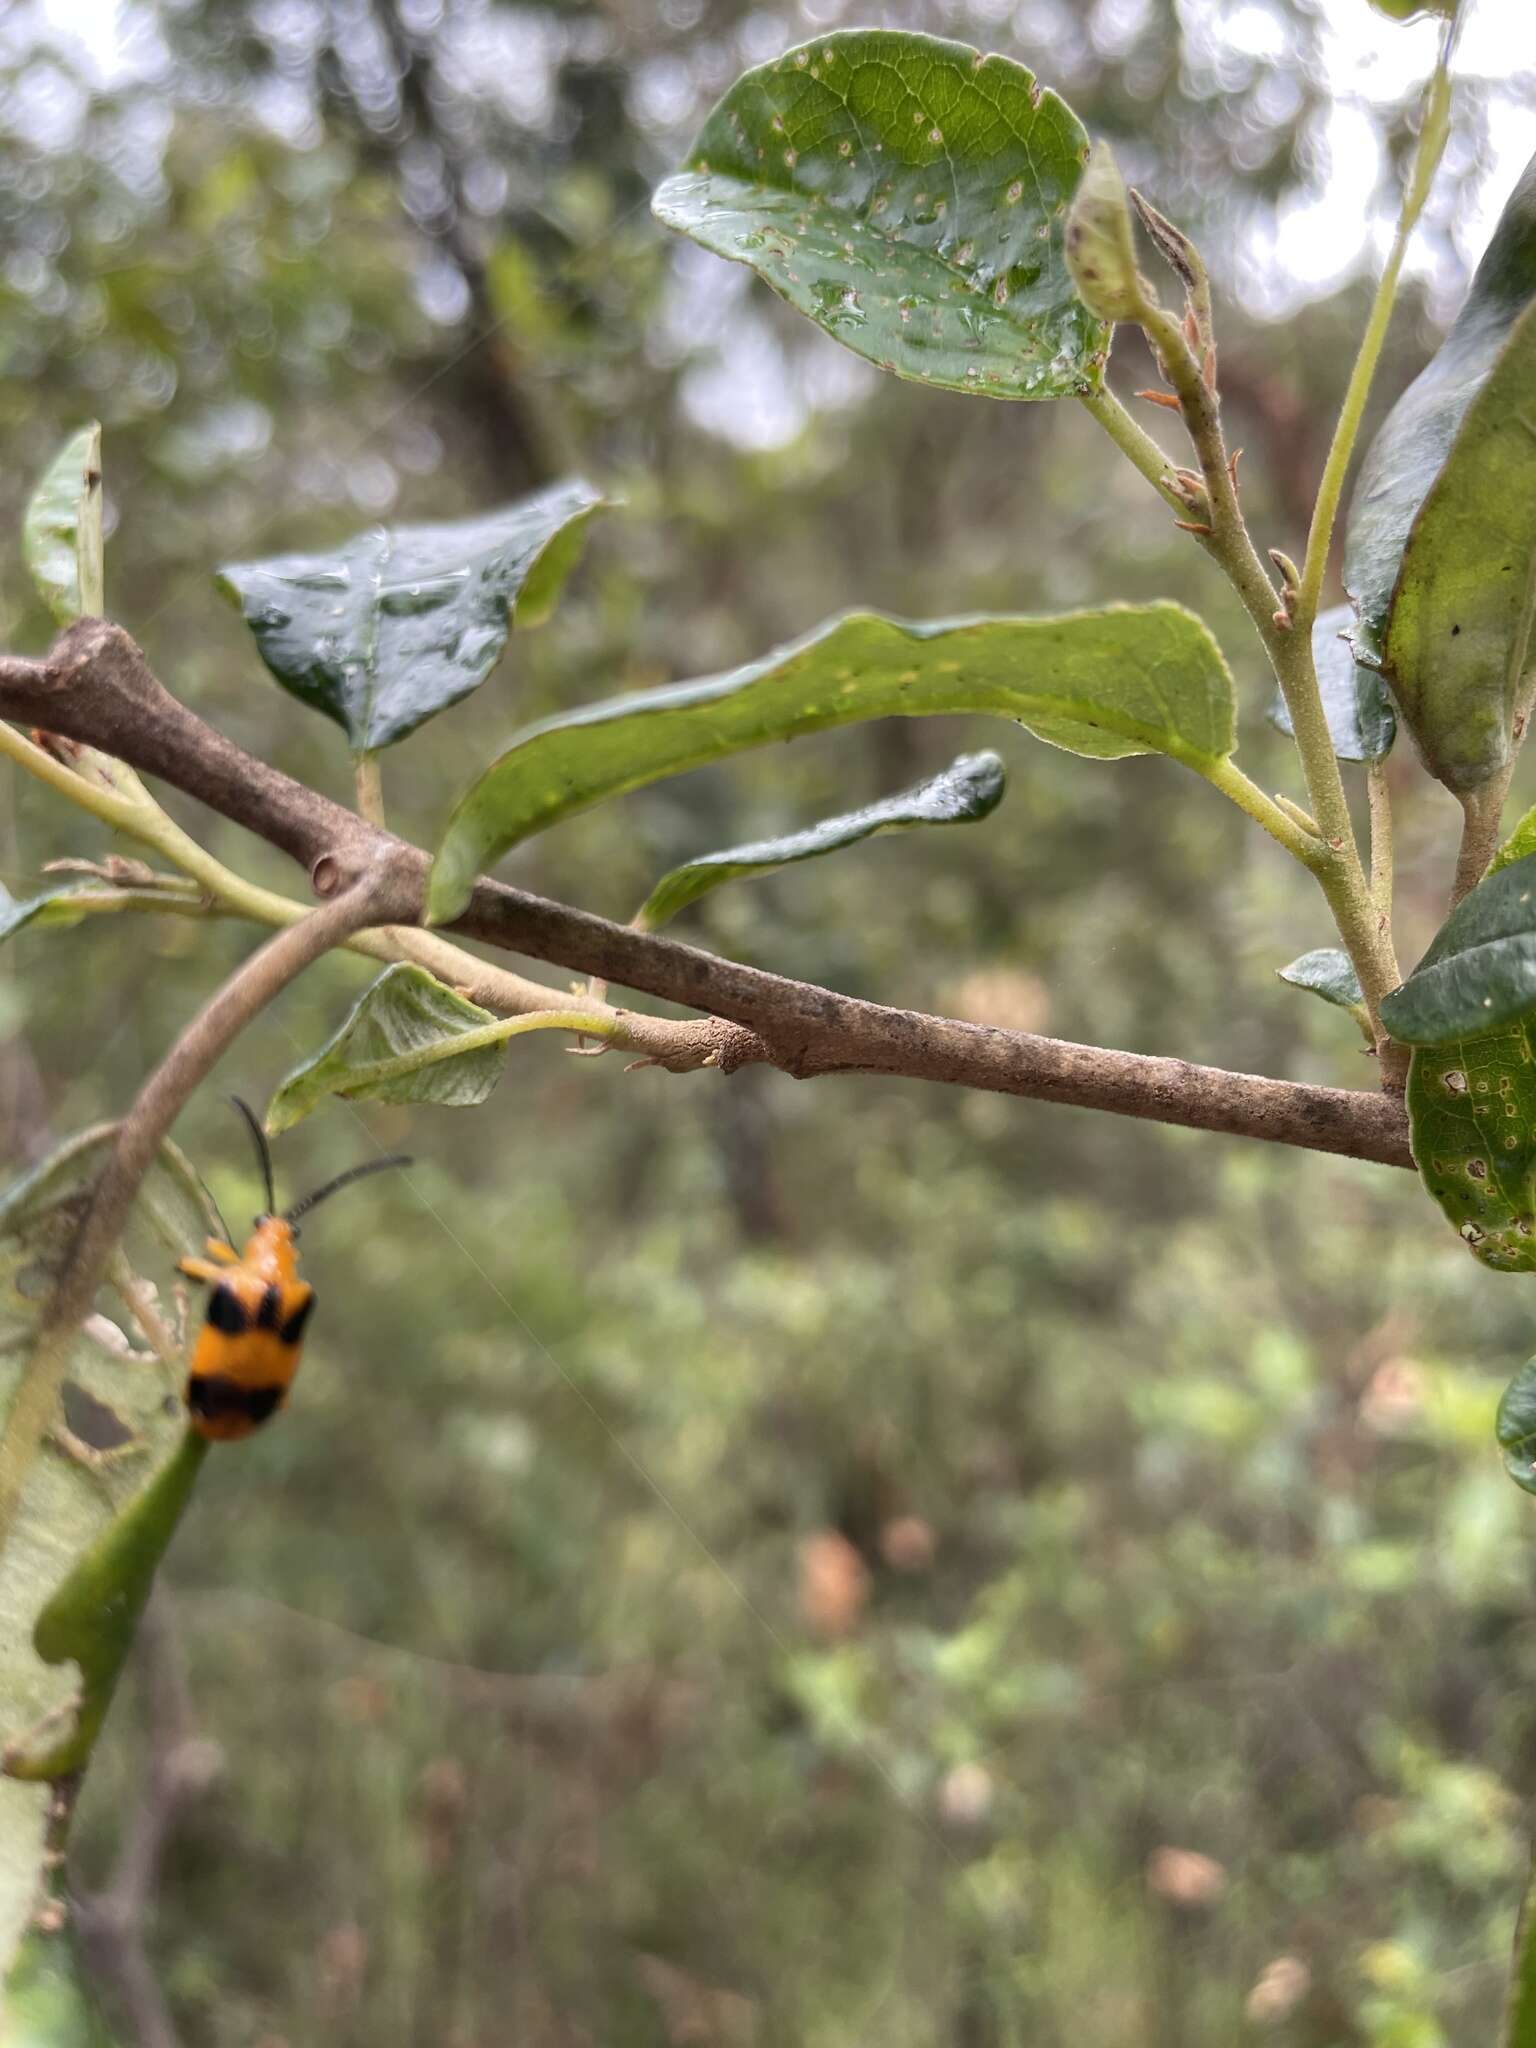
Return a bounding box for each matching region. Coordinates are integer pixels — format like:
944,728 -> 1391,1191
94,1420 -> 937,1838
0,715 -> 634,1030
323,1008 -> 625,1097
1197,756 -> 1327,871
353,750 -> 386,829
1367,760 -> 1394,929
1076,386 -> 1185,512
1452,773 -> 1513,910
1294,34 -> 1456,635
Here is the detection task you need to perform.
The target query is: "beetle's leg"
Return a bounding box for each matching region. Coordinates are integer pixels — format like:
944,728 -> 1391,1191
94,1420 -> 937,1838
203,1238 -> 241,1264
177,1251 -> 235,1287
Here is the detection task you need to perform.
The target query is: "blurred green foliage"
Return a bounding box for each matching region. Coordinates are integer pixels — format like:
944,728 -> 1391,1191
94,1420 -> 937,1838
4,0 -> 1536,2042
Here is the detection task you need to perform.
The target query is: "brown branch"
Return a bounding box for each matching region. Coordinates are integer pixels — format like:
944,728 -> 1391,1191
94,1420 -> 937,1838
0,858 -> 401,1550
0,622 -> 1414,1170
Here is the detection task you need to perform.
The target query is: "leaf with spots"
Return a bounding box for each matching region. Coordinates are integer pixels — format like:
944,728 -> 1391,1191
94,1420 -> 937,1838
1405,1029 -> 1536,1272
635,749 -> 1005,931
427,602 -> 1234,922
652,30 -> 1108,402
0,1129 -> 219,1979
1380,852 -> 1536,1044
1344,151 -> 1536,794
217,481 -> 606,752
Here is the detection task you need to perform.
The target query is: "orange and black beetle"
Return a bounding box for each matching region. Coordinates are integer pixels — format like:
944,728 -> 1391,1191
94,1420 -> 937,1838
177,1099 -> 409,1442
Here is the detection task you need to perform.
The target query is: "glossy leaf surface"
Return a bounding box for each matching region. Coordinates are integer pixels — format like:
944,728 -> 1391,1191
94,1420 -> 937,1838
218,481 -> 604,751
1268,605 -> 1395,762
22,426 -> 102,627
1344,152 -> 1536,793
266,964 -> 505,1134
429,603 -> 1233,921
652,30 -> 1108,401
637,749 -> 1005,930
1404,1029 -> 1536,1271
1380,852 -> 1536,1044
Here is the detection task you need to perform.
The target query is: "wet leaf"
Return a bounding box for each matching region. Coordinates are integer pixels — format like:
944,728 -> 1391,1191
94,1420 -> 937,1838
429,603 -> 1233,922
1380,852 -> 1536,1043
1276,948 -> 1366,1014
22,427 -> 102,628
636,749 -> 1005,931
1404,1028 -> 1536,1272
1268,604 -> 1396,762
0,1128 -> 218,1975
1344,151 -> 1536,793
217,480 -> 605,751
652,30 -> 1108,402
265,965 -> 505,1134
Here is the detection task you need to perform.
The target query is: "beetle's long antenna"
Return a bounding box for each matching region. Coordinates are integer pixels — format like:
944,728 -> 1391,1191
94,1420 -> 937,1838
285,1155 -> 412,1225
230,1095 -> 277,1216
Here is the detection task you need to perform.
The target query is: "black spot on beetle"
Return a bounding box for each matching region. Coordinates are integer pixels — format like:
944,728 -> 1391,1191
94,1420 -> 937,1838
256,1285 -> 283,1332
187,1375 -> 285,1423
279,1295 -> 315,1347
206,1284 -> 249,1336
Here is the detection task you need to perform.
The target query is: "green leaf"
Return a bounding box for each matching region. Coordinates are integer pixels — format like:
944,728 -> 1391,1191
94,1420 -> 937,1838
1379,853 -> 1536,1044
1064,142 -> 1156,327
651,30 -> 1109,402
1276,948 -> 1366,1014
429,603 -> 1233,923
1344,151 -> 1536,794
1505,1850 -> 1536,2047
22,427 -> 102,627
1268,605 -> 1396,762
217,480 -> 606,751
636,749 -> 1006,931
1493,802 -> 1536,876
266,964 -> 506,1134
0,1128 -> 219,1976
6,1432 -> 208,1784
0,1920 -> 119,2045
0,885 -> 188,946
1497,1358 -> 1536,1496
1366,0 -> 1456,18
1404,1029 -> 1536,1271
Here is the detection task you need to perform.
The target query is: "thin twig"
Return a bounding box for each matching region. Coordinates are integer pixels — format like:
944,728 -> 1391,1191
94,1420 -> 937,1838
0,871 -> 401,1554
